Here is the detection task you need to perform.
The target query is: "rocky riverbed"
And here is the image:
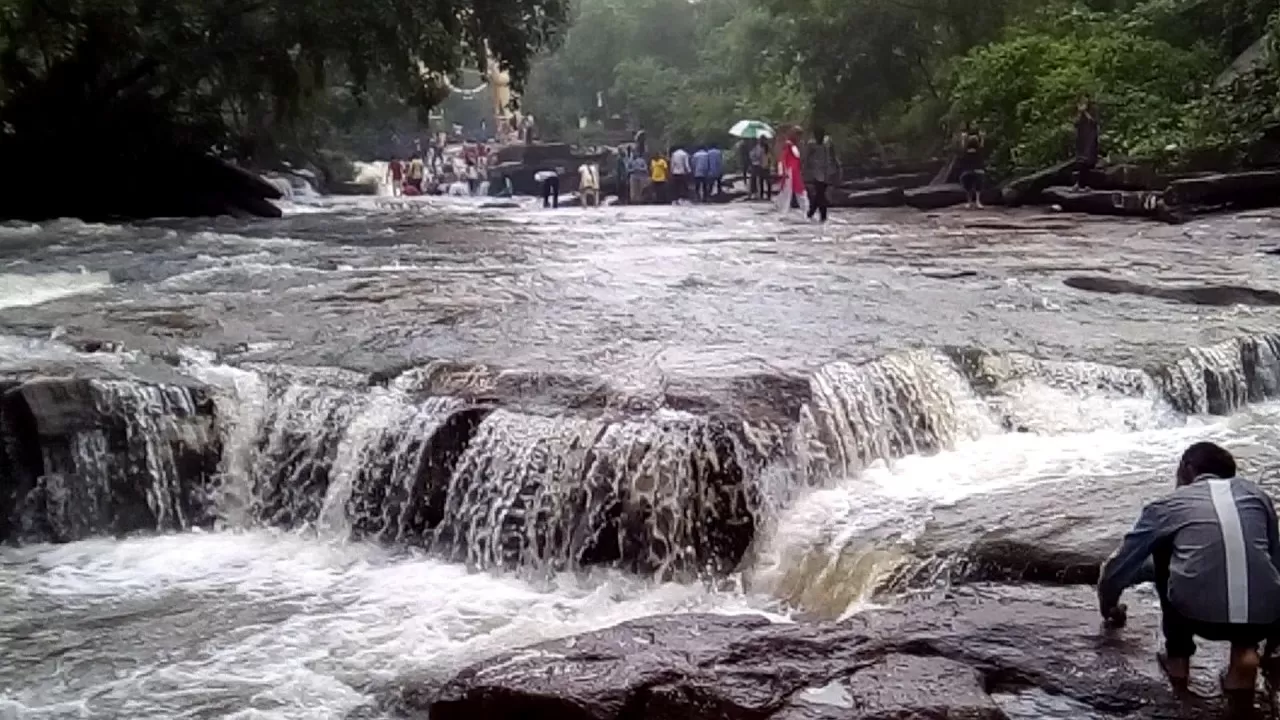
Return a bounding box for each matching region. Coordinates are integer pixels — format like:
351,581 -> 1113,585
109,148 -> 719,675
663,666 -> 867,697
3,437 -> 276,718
406,584 -> 1257,720
5,197 -> 1280,719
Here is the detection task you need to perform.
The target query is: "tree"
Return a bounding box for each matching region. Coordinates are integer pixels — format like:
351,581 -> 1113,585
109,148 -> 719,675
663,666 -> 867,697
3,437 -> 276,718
0,0 -> 569,162
0,0 -> 568,218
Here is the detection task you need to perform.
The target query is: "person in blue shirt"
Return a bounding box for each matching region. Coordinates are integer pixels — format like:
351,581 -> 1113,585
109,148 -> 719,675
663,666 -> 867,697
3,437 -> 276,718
691,146 -> 710,202
627,153 -> 649,204
707,145 -> 724,198
1098,442 -> 1280,695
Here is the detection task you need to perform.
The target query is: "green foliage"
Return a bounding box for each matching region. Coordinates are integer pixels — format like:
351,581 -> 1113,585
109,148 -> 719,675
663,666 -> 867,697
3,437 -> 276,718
948,11 -> 1217,170
520,0 -> 1279,173
522,0 -> 805,148
0,0 -> 569,163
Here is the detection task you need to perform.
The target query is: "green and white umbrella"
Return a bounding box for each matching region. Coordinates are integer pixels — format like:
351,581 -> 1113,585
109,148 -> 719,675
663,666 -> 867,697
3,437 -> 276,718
728,120 -> 775,139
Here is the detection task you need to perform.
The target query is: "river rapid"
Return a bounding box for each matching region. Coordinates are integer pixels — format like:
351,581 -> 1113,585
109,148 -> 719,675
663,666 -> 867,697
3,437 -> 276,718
4,195 -> 1280,719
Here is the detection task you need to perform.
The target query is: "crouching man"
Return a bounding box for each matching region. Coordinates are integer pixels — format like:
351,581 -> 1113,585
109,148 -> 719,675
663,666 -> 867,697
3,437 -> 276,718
1098,442 -> 1280,694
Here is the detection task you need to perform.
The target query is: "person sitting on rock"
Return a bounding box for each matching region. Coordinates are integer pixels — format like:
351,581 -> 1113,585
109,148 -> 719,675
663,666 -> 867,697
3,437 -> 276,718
1098,441 -> 1280,695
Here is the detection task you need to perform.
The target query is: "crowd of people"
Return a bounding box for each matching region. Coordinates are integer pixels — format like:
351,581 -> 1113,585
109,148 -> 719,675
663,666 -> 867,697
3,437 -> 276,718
379,96 -> 1102,217
384,132 -> 500,197
532,126 -> 842,221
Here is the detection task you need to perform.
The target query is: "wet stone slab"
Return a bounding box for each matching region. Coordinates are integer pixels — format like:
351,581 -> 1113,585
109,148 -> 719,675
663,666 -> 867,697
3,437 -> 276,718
405,585 -> 1271,720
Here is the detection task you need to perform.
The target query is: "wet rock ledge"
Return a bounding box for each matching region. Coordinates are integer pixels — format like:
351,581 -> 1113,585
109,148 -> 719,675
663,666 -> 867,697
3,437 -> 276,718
398,585 -> 1263,720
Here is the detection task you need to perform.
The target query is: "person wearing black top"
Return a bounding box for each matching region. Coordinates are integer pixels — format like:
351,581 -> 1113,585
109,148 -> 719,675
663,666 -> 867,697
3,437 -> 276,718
958,123 -> 985,209
1074,97 -> 1100,190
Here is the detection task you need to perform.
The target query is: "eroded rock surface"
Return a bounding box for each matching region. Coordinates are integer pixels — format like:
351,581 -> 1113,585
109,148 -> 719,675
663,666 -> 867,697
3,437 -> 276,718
406,585 -> 1259,720
1,374 -> 221,542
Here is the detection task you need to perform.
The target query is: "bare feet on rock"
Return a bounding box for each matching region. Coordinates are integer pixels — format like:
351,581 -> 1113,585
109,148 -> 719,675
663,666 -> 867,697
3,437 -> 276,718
1158,651 -> 1190,692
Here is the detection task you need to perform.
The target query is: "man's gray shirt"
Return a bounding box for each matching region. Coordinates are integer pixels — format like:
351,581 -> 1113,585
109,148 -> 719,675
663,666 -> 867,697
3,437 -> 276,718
1098,475 -> 1280,625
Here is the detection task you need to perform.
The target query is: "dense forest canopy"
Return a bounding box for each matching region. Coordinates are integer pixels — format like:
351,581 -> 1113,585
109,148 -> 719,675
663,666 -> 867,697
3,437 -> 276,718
522,0 -> 1280,172
0,0 -> 569,168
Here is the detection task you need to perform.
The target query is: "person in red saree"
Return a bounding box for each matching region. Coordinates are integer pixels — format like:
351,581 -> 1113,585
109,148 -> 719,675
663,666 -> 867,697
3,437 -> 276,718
776,127 -> 808,216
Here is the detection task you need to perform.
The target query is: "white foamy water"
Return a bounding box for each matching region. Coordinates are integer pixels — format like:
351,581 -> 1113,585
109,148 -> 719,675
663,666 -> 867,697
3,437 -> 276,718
0,531 -> 779,720
749,401 -> 1280,621
0,270 -> 111,309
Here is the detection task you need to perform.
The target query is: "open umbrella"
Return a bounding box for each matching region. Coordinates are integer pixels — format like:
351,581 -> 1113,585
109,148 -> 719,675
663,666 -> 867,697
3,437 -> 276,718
729,120 -> 775,139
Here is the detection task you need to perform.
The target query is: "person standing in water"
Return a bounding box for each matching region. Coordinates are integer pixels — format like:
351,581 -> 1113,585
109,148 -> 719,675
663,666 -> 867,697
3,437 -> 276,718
535,167 -> 561,208
649,153 -> 669,205
749,138 -> 771,200
691,146 -> 710,202
616,149 -> 631,204
708,144 -> 724,197
802,128 -> 839,222
578,161 -> 601,207
958,123 -> 986,209
669,146 -> 691,204
407,153 -> 426,194
628,151 -> 649,204
1098,442 -> 1280,697
385,157 -> 404,196
1073,96 -> 1100,190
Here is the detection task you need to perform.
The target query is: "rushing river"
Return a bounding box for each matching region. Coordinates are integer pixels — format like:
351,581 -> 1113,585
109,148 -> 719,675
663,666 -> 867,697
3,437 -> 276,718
4,196 -> 1280,719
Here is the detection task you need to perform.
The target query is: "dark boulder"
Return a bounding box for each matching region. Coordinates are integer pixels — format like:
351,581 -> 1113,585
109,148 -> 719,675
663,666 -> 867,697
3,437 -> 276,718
1000,159 -> 1079,206
904,184 -> 967,210
662,372 -> 811,428
894,483 -> 1136,588
489,144 -> 614,196
416,584 -> 1253,720
839,172 -> 934,191
1040,187 -> 1169,219
1079,163 -> 1168,192
0,148 -> 283,222
329,181 -> 379,196
494,142 -> 575,166
829,187 -> 904,208
1165,169 -> 1280,210
1,375 -> 221,543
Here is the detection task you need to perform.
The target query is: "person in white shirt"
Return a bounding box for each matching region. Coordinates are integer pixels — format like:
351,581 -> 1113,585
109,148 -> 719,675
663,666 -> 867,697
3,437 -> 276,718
669,147 -> 691,204
578,163 -> 600,207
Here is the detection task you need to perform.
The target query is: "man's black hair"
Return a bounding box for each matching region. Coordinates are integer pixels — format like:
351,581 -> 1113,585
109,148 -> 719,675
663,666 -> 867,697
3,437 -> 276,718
1180,441 -> 1237,480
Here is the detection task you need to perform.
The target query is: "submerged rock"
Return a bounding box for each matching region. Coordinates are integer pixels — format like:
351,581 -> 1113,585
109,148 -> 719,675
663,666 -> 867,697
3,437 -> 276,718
1065,276 -> 1280,307
896,475 -> 1143,588
414,585 -> 1254,720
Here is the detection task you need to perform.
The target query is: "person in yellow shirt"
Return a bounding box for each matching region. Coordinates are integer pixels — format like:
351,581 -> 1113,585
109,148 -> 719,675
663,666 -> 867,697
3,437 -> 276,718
649,154 -> 669,205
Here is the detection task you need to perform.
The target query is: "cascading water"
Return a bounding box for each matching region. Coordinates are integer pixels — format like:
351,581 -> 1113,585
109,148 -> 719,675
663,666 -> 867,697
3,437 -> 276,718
2,377 -> 218,542
9,331 -> 1280,718
799,351 -> 996,481
433,408 -> 759,577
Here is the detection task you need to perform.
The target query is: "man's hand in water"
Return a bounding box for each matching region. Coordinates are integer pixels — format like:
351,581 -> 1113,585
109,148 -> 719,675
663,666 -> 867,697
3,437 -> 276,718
1102,602 -> 1128,629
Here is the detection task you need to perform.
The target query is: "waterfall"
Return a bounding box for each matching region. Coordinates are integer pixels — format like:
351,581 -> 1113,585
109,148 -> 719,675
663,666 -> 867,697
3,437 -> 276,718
1156,334 -> 1280,415
2,378 -> 218,542
800,351 -> 996,480
433,409 -> 757,578
9,333 -> 1280,589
